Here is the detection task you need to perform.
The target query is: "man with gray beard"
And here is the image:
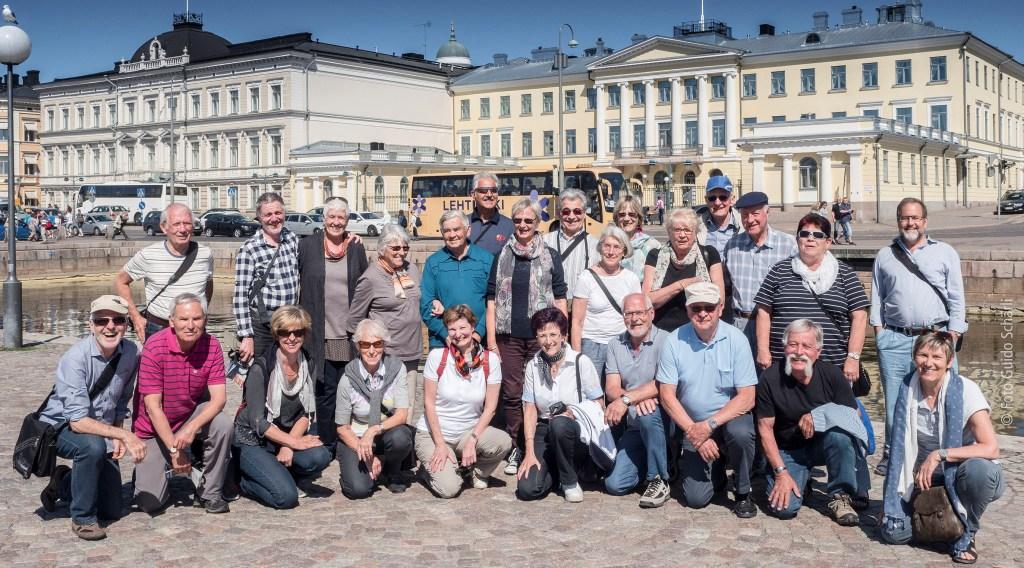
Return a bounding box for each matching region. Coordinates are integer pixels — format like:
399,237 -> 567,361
756,319 -> 861,526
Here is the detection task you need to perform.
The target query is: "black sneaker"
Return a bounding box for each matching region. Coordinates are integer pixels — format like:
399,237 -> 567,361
733,493 -> 757,518
874,453 -> 889,476
201,497 -> 230,514
386,480 -> 408,494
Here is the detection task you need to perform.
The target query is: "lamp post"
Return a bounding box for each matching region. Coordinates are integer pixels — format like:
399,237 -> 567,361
556,24 -> 578,191
0,22 -> 30,349
168,95 -> 177,203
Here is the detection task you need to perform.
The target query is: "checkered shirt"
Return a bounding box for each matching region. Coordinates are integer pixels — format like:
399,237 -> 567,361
232,228 -> 300,337
722,226 -> 798,314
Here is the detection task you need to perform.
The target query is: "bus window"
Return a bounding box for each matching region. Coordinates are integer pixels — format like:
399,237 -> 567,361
497,175 -> 523,196
522,173 -> 551,194
563,174 -> 581,189
412,178 -> 440,198
599,172 -> 626,204
443,178 -> 469,197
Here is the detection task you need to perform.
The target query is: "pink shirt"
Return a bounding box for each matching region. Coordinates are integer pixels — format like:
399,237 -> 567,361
132,327 -> 226,439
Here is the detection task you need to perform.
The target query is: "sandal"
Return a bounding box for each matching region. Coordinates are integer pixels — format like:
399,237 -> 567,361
952,539 -> 978,565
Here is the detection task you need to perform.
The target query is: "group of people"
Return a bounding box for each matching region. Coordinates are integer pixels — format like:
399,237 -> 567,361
35,174 -> 1002,563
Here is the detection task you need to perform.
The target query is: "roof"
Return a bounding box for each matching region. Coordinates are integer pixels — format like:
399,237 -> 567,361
130,21 -> 231,63
452,54 -> 602,87
291,140 -> 452,156
717,21 -> 963,55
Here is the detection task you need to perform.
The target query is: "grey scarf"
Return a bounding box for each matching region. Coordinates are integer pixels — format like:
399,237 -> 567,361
344,355 -> 405,428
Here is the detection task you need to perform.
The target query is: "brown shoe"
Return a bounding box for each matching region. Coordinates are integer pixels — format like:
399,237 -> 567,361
71,521 -> 107,541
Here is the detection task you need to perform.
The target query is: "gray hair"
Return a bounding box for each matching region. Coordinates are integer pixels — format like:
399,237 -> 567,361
323,196 -> 349,216
666,207 -> 699,232
510,197 -> 542,221
160,202 -> 193,226
622,292 -> 653,311
170,292 -> 205,317
255,192 -> 285,215
438,209 -> 469,230
598,225 -> 633,260
353,318 -> 391,345
471,172 -> 499,191
782,319 -> 823,350
376,223 -> 410,254
558,188 -> 588,212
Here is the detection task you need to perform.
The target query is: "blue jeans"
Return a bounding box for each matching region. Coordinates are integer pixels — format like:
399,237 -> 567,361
840,220 -> 853,242
55,427 -> 123,525
237,441 -> 332,509
764,428 -> 859,519
580,339 -> 608,387
604,408 -> 670,495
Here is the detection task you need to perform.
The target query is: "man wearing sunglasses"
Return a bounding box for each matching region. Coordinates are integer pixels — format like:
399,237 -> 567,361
696,175 -> 744,255
38,295 -> 146,540
543,188 -> 598,312
468,172 -> 514,256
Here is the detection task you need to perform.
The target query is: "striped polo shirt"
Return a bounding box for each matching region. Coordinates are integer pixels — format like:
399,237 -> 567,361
132,326 -> 226,439
123,241 -> 214,320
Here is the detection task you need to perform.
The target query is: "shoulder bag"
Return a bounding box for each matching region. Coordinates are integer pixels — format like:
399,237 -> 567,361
807,289 -> 871,397
248,244 -> 283,325
888,243 -> 964,352
585,268 -> 622,314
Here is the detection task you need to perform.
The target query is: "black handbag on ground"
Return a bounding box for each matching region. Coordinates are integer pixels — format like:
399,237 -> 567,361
13,353 -> 122,479
911,486 -> 964,543
807,290 -> 872,397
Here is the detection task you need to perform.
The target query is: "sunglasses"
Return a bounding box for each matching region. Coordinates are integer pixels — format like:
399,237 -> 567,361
617,212 -> 639,219
92,316 -> 128,327
561,208 -> 584,217
276,328 -> 306,338
707,194 -> 730,203
688,303 -> 718,314
357,340 -> 385,350
388,245 -> 410,252
475,187 -> 498,194
512,217 -> 536,225
798,230 -> 828,240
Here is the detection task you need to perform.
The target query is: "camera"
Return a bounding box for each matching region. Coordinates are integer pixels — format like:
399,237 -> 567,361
548,402 -> 567,416
226,349 -> 250,381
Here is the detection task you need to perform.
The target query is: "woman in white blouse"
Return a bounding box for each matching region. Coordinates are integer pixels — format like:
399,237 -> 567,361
415,305 -> 512,498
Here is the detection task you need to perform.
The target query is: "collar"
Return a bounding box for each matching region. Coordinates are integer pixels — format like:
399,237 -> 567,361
705,211 -> 738,232
357,359 -> 386,381
620,325 -> 660,348
559,227 -> 585,241
892,235 -> 938,252
743,226 -> 780,249
168,329 -> 206,355
89,335 -> 125,361
443,243 -> 481,261
255,226 -> 292,248
681,321 -> 727,347
163,240 -> 191,258
471,208 -> 503,225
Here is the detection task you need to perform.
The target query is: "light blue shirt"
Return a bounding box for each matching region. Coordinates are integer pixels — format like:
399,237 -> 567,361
656,321 -> 758,421
869,237 -> 968,333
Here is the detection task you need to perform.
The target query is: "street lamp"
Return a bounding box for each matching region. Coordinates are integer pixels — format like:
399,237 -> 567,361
0,22 -> 30,349
168,95 -> 177,203
556,24 -> 578,191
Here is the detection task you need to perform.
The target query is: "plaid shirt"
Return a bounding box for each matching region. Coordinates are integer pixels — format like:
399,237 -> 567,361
722,226 -> 798,314
232,228 -> 300,337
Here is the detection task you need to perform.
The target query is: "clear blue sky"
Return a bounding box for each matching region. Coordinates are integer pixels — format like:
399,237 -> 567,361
14,0 -> 1024,82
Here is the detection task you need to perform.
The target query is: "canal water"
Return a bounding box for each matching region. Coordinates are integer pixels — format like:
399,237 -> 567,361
8,280 -> 1024,437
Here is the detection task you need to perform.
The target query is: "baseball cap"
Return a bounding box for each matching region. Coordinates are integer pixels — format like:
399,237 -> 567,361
90,295 -> 130,315
705,175 -> 734,194
735,191 -> 769,209
685,282 -> 721,306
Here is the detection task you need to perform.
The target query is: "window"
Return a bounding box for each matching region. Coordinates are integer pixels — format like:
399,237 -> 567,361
542,92 -> 553,113
249,86 -> 260,113
930,56 -> 947,82
459,99 -> 470,120
146,145 -> 155,170
125,102 -> 134,125
229,89 -> 239,114
684,78 -> 697,100
271,84 -> 282,110
587,128 -> 596,153
895,107 -> 913,125
543,131 -> 554,155
479,98 -> 490,119
76,107 -> 84,129
565,129 -> 576,154
772,115 -> 786,123
46,109 -> 54,131
633,124 -> 645,149
910,154 -> 916,184
743,117 -> 757,125
831,65 -> 846,90
107,147 -> 115,173
92,105 -> 100,127
800,113 -> 816,120
399,177 -> 409,204
76,149 -> 85,174
480,134 -> 491,156
832,111 -> 848,118
658,122 -> 671,149
897,152 -> 904,183
711,119 -> 725,147
209,187 -> 219,208
229,138 -> 239,167
209,140 -> 219,168
191,94 -> 200,118
863,108 -> 880,118
930,104 -> 948,130
92,149 -> 100,173
799,157 -> 818,190
771,71 -> 786,95
460,136 -> 470,156
500,133 -> 511,157
521,94 -> 532,115
108,103 -> 116,126
126,147 -> 135,171
685,120 -> 698,147
61,108 -> 69,129
984,66 -> 988,90
609,126 -> 621,151
190,142 -> 199,168
922,156 -> 928,185
168,95 -> 178,121
564,90 -> 576,112
271,135 -> 282,165
862,62 -> 878,88
800,69 -> 815,93
499,96 -> 510,117
895,59 -> 912,85
249,136 -> 260,166
586,88 -> 596,110
658,81 -> 670,103
374,177 -> 384,205
608,85 -> 620,107
521,132 -> 532,157
742,74 -> 756,97
632,83 -> 645,105
711,76 -> 725,99
210,92 -> 220,117
228,187 -> 239,209
147,99 -> 156,122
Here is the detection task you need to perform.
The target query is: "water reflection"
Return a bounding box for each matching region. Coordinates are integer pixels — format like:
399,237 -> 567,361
6,280 -> 1023,436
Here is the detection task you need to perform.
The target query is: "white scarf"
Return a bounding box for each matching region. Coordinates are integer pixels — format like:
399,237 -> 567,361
791,252 -> 839,295
266,355 -> 316,423
895,371 -> 950,504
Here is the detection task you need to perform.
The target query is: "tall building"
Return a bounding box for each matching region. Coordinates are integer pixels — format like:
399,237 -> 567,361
0,70 -> 41,207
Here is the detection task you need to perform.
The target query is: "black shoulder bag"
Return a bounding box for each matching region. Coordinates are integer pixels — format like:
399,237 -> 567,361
888,243 -> 964,352
585,268 -> 622,314
14,352 -> 123,479
807,289 -> 871,397
248,244 -> 283,325
140,241 -> 200,320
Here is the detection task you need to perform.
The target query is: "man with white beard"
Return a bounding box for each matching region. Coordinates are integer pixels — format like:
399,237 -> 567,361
868,197 -> 967,476
756,319 -> 861,526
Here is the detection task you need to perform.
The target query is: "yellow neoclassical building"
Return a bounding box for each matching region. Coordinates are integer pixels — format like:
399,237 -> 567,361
450,2 -> 1024,220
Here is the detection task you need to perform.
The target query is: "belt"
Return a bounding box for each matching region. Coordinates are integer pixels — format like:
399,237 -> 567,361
144,313 -> 170,328
736,310 -> 755,319
884,322 -> 948,336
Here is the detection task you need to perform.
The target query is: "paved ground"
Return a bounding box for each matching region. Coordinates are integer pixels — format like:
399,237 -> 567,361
1,334 -> 1021,567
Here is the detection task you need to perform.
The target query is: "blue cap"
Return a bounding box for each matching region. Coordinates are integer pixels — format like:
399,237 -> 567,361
735,191 -> 769,209
705,175 -> 733,194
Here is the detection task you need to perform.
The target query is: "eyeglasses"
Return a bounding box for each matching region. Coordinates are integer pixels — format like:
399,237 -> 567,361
475,187 -> 498,194
798,230 -> 828,240
670,227 -> 695,235
617,212 -> 639,219
601,242 -> 624,251
898,215 -> 925,223
707,194 -> 730,203
512,217 -> 537,225
357,340 -> 385,350
276,328 -> 306,338
388,245 -> 410,252
561,208 -> 584,217
623,309 -> 651,318
92,316 -> 128,327
688,303 -> 718,314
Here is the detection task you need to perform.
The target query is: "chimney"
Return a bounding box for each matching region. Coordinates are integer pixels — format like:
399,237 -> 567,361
758,23 -> 776,36
841,5 -> 863,27
24,70 -> 39,86
596,37 -> 605,53
493,53 -> 508,66
630,33 -> 648,45
812,11 -> 829,31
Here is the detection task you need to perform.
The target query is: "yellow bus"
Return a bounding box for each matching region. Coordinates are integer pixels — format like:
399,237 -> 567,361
408,167 -> 625,238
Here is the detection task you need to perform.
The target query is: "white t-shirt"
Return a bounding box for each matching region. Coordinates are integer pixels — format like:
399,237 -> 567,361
573,268 -> 641,344
416,348 -> 502,443
523,346 -> 604,420
122,241 -> 214,320
915,376 -> 990,466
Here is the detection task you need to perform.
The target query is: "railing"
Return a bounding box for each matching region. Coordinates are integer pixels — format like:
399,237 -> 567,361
118,54 -> 190,74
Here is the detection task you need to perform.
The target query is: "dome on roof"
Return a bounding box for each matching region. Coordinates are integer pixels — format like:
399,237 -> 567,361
436,22 -> 471,66
129,13 -> 231,63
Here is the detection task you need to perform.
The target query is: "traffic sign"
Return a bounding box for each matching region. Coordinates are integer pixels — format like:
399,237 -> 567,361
138,201 -> 146,210
136,187 -> 146,199
228,187 -> 238,197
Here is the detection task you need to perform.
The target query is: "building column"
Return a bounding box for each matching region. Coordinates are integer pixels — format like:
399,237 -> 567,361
644,80 -> 657,155
818,151 -> 833,203
595,84 -> 607,162
619,82 -> 631,156
751,154 -> 765,193
307,178 -> 319,212
697,74 -> 710,157
670,77 -> 683,155
725,71 -> 739,156
780,153 -> 794,210
847,150 -> 862,205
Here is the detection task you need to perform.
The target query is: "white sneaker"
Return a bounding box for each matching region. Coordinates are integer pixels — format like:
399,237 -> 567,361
503,448 -> 521,476
562,483 -> 584,503
471,475 -> 489,490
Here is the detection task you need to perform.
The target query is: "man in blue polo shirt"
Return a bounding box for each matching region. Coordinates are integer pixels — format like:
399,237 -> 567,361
421,209 -> 494,347
657,282 -> 758,518
468,172 -> 514,256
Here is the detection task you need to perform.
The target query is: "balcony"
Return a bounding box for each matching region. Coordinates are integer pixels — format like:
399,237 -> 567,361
118,53 -> 190,74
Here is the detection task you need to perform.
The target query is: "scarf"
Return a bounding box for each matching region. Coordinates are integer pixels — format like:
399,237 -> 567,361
323,232 -> 350,262
536,343 -> 567,387
651,243 -> 710,292
623,231 -> 658,278
791,251 -> 839,295
883,370 -> 972,555
377,257 -> 415,299
450,342 -> 486,379
265,354 -> 316,422
494,234 -> 555,335
344,356 -> 404,428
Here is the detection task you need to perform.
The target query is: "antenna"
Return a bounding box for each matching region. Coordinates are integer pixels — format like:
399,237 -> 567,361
699,0 -> 705,30
415,21 -> 432,57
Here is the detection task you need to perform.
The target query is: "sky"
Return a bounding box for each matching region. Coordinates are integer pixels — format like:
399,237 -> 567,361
11,0 -> 1024,82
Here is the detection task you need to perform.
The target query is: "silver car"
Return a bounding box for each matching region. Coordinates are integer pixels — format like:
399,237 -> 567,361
284,213 -> 324,237
82,214 -> 113,236
348,211 -> 386,236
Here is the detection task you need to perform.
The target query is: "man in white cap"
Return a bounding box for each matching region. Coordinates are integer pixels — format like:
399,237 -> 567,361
38,294 -> 147,540
656,282 -> 758,518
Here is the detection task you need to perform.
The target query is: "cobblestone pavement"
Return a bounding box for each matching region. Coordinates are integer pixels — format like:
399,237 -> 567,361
1,337 -> 1021,567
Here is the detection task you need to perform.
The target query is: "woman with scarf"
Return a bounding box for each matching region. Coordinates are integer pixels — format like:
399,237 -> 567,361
415,305 -> 511,498
516,307 -> 604,503
486,197 -> 568,476
335,318 -> 414,497
298,197 -> 368,450
881,331 -> 1002,564
641,208 -> 725,332
234,306 -> 332,509
613,195 -> 661,279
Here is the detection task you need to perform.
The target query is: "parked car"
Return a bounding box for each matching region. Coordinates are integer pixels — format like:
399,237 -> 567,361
997,190 -> 1024,214
0,220 -> 31,240
83,204 -> 132,221
202,213 -> 259,238
142,210 -> 203,236
198,208 -> 242,231
284,213 -> 324,236
82,214 -> 114,236
348,211 -> 386,236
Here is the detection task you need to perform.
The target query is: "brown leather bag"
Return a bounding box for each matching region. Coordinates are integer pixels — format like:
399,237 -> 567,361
911,486 -> 964,543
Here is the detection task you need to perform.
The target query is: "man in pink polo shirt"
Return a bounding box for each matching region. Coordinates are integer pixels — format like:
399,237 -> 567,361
132,292 -> 232,514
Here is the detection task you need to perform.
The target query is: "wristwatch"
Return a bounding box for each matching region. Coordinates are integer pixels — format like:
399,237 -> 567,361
620,394 -> 633,407
168,447 -> 178,455
707,417 -> 719,431
847,352 -> 861,361
938,449 -> 948,461
773,465 -> 787,475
